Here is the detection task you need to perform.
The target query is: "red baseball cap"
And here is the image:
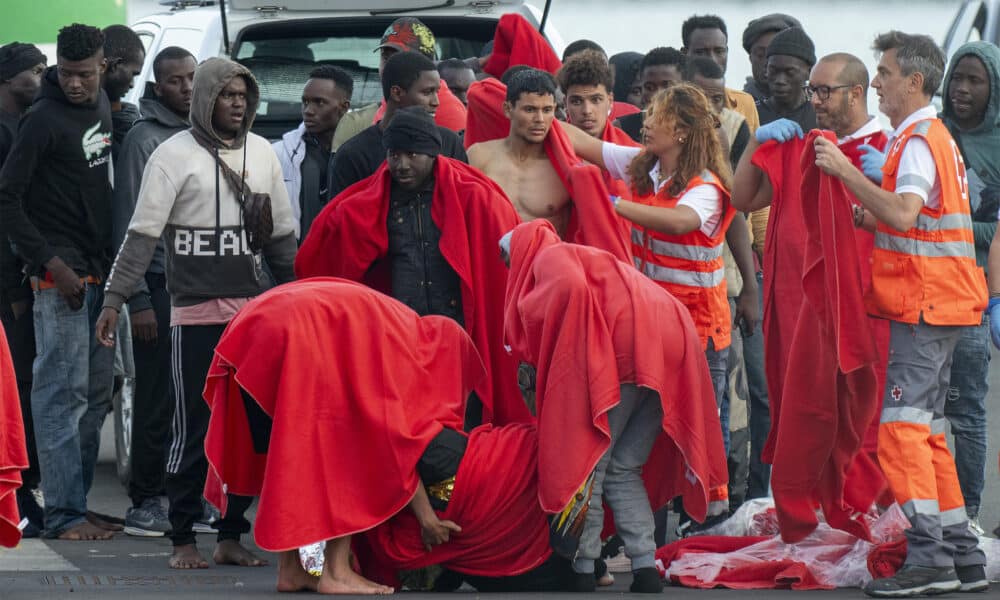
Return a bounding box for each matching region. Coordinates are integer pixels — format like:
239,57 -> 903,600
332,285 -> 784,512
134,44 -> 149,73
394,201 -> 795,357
375,17 -> 437,60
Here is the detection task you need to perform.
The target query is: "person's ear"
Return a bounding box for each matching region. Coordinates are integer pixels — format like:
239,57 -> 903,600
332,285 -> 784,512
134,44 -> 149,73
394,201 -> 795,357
503,100 -> 513,119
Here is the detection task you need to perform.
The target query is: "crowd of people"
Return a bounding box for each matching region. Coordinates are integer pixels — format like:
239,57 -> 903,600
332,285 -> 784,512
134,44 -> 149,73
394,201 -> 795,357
0,8 -> 997,598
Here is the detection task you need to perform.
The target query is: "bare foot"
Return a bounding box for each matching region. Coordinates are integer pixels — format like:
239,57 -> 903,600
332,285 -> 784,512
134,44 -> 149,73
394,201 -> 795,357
169,544 -> 210,569
214,539 -> 269,567
86,511 -> 124,532
318,568 -> 394,595
276,550 -> 319,593
58,522 -> 114,540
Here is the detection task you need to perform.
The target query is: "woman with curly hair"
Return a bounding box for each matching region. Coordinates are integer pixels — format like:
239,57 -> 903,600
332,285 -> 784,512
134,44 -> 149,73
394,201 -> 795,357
565,82 -> 737,441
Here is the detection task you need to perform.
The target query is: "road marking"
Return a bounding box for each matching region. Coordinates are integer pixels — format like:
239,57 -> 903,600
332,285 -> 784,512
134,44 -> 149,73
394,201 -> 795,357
0,539 -> 78,571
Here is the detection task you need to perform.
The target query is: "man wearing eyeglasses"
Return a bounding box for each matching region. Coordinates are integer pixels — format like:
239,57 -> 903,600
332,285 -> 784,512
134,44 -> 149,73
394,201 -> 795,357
731,51 -> 891,543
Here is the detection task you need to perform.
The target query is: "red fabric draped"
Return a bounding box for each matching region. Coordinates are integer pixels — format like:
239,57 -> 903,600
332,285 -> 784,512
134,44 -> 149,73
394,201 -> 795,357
295,158 -> 527,425
483,13 -> 561,78
202,279 -> 485,551
0,323 -> 27,548
359,423 -> 552,582
754,130 -> 890,543
503,220 -> 727,518
610,101 -> 640,121
372,79 -> 467,132
463,78 -> 632,262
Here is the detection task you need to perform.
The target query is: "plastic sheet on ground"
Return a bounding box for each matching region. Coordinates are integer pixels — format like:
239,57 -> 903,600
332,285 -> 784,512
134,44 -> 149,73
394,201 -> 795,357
657,499 -> 1000,588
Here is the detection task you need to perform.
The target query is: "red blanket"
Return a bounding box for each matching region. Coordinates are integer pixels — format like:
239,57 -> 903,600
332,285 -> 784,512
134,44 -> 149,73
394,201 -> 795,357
202,278 -> 486,551
0,323 -> 26,548
504,220 -> 727,518
295,158 -> 527,425
610,101 -> 640,121
464,78 -> 632,262
372,79 -> 467,132
358,423 -> 552,584
483,13 -> 561,78
766,131 -> 885,543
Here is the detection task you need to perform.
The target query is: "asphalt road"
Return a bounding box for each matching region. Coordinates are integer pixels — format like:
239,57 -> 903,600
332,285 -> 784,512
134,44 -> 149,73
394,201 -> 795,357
1,352 -> 998,599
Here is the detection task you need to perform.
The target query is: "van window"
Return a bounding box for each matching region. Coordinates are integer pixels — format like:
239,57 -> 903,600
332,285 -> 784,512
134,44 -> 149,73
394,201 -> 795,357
235,33 -> 484,117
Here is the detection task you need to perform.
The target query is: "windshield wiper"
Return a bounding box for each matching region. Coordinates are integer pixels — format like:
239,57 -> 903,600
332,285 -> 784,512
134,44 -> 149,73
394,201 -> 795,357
370,0 -> 455,16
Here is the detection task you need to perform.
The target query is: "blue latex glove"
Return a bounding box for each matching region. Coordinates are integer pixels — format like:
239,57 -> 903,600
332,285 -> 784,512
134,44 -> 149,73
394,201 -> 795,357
754,118 -> 804,144
858,144 -> 886,184
989,297 -> 1000,349
610,194 -> 621,207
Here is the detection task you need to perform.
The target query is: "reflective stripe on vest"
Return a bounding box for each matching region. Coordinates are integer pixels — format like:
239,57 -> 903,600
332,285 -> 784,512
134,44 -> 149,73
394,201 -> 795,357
875,211 -> 976,258
630,228 -> 723,263
633,256 -> 726,288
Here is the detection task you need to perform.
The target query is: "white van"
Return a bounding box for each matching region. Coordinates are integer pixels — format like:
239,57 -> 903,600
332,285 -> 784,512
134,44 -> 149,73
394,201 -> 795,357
128,0 -> 565,138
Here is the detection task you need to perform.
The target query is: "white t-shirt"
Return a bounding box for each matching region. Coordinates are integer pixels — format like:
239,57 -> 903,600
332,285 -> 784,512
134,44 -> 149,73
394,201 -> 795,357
889,106 -> 941,210
601,142 -> 723,236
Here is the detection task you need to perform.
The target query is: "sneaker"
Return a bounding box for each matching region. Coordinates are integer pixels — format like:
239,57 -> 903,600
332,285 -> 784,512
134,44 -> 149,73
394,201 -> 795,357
968,519 -> 986,538
863,565 -> 961,597
193,500 -> 219,534
956,564 -> 988,593
629,567 -> 664,593
124,499 -> 171,537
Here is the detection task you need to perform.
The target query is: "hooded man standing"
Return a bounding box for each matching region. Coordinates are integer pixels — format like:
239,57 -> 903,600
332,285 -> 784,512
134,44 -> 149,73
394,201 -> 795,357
939,41 -> 1000,535
112,46 -> 196,538
0,41 -> 46,538
96,57 -> 297,569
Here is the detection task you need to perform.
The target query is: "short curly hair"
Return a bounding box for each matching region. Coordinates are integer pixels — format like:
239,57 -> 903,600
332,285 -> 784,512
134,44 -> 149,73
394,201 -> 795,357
557,49 -> 613,94
57,23 -> 104,61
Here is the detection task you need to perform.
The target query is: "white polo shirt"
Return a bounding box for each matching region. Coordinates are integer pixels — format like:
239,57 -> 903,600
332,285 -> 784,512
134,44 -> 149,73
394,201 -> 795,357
601,142 -> 723,237
888,105 -> 941,210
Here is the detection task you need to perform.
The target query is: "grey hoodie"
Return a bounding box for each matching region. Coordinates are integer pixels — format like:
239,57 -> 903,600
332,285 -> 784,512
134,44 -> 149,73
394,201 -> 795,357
112,92 -> 189,313
941,41 -> 1000,270
103,58 -> 296,313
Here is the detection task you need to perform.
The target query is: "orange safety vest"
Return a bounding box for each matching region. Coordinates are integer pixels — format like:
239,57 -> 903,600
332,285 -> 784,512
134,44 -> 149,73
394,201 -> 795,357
867,118 -> 987,325
631,171 -> 735,350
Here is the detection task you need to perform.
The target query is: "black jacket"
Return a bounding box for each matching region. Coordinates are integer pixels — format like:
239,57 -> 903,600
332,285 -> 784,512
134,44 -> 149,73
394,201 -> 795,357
0,67 -> 113,278
0,110 -> 28,302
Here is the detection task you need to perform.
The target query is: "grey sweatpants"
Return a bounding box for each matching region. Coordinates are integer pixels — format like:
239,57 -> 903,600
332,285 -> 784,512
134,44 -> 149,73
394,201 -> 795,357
573,384 -> 663,573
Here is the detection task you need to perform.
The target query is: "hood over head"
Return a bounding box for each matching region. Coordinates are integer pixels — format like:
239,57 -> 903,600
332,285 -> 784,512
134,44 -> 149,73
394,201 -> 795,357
941,41 -> 1000,190
942,41 -> 1000,135
190,57 -> 259,149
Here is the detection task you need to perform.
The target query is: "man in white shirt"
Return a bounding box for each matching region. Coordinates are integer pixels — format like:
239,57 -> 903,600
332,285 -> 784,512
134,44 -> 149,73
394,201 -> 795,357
814,33 -> 988,598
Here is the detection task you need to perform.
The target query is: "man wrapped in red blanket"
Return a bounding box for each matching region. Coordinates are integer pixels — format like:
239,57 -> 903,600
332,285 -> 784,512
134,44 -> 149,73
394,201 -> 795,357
203,278 -> 574,593
501,220 -> 727,592
296,107 -> 525,425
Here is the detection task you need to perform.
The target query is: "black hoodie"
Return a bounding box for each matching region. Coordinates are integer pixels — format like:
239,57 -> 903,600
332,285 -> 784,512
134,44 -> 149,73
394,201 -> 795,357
0,66 -> 113,278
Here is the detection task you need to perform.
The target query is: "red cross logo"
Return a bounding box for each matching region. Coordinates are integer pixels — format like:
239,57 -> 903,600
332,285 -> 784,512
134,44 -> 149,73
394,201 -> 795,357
891,385 -> 903,402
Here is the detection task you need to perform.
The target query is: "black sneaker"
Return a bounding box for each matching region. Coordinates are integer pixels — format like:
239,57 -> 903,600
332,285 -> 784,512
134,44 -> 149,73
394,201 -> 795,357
863,565 -> 961,597
629,567 -> 663,593
124,498 -> 171,537
956,564 -> 988,593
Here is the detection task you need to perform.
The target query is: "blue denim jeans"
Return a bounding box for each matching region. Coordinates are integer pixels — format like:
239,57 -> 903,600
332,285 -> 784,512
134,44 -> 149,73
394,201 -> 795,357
706,338 -> 730,448
944,316 -> 989,518
31,284 -> 114,536
743,271 -> 771,498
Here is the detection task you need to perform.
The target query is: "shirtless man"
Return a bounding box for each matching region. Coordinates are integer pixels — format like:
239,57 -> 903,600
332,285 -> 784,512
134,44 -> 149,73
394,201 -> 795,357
469,69 -> 571,235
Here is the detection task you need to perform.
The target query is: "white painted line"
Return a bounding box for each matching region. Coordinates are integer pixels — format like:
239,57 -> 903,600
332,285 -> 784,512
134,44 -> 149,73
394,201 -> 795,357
0,539 -> 79,571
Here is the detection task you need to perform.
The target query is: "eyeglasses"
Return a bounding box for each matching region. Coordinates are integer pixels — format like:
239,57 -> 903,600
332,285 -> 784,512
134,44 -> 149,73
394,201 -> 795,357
804,84 -> 852,101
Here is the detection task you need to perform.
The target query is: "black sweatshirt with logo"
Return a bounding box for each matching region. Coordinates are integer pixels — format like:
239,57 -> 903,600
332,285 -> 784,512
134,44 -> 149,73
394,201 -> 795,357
0,67 -> 113,278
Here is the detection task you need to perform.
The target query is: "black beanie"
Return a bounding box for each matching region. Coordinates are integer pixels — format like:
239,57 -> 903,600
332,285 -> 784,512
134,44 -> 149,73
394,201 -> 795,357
765,26 -> 816,67
0,42 -> 46,81
383,106 -> 442,156
741,14 -> 802,54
